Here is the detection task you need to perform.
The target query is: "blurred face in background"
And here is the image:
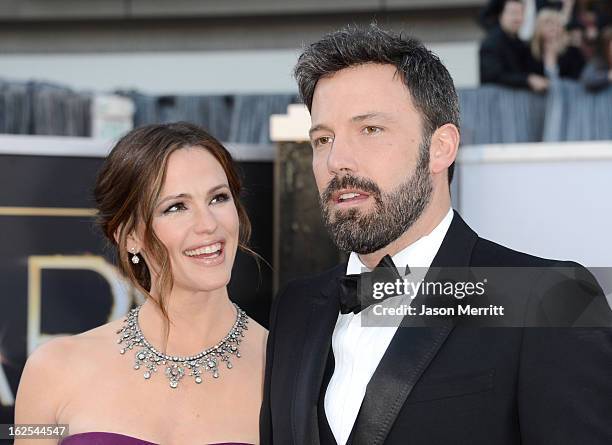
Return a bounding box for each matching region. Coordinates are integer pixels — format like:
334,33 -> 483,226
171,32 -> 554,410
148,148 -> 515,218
500,0 -> 524,36
583,12 -> 599,41
539,13 -> 563,44
568,28 -> 584,48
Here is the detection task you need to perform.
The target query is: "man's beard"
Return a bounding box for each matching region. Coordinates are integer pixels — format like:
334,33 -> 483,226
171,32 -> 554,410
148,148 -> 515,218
320,139 -> 433,254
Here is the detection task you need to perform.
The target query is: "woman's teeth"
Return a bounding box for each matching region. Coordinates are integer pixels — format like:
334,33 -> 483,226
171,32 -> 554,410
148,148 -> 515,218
184,243 -> 222,257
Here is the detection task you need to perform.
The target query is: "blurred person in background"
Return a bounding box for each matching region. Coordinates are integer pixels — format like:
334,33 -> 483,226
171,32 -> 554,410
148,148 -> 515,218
530,9 -> 586,79
574,0 -> 611,58
480,0 -> 550,91
581,26 -> 612,90
14,123 -> 266,445
566,18 -> 586,48
577,6 -> 600,59
480,0 -> 577,40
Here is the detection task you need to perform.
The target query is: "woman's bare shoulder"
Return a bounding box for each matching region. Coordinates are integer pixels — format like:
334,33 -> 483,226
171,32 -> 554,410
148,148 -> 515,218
15,319 -> 124,424
23,319 -> 123,378
15,336 -> 80,424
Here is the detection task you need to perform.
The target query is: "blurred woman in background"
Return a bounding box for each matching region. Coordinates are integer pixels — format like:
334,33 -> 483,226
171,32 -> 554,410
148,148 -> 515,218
581,26 -> 612,90
14,122 -> 267,445
531,8 -> 586,79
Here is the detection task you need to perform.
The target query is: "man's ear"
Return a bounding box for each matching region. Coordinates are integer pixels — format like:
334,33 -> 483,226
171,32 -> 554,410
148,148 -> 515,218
429,123 -> 460,176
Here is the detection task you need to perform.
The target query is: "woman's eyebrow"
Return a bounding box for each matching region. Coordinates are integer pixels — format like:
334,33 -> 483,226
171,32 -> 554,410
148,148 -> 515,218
156,193 -> 190,207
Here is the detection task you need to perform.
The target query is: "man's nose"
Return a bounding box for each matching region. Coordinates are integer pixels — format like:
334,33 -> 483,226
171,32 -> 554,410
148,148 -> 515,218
327,135 -> 358,175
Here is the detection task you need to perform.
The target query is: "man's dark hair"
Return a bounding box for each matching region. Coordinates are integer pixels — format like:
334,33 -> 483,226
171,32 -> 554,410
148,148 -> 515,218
499,0 -> 524,19
479,0 -> 523,29
294,24 -> 460,184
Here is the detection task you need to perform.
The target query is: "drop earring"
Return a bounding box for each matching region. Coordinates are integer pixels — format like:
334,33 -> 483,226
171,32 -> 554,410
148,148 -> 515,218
130,247 -> 140,264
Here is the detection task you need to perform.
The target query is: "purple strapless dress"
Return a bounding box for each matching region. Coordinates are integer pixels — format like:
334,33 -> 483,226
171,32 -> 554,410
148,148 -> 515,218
60,431 -> 253,445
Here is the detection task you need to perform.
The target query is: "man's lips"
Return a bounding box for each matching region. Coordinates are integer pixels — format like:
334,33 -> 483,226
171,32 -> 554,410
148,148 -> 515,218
331,189 -> 371,204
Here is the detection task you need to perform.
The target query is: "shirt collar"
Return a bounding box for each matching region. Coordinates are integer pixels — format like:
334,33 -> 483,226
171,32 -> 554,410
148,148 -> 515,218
346,208 -> 454,275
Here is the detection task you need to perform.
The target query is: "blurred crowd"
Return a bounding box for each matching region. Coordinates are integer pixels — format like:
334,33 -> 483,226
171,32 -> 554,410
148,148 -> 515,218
479,0 -> 612,92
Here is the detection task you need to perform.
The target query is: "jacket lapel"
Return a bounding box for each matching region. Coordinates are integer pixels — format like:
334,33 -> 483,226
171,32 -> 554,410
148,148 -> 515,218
351,211 -> 478,445
292,265 -> 344,445
351,321 -> 454,445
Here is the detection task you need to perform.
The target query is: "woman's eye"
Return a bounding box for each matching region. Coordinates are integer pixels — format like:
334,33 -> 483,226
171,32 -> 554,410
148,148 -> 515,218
163,202 -> 186,214
211,193 -> 231,204
363,126 -> 382,135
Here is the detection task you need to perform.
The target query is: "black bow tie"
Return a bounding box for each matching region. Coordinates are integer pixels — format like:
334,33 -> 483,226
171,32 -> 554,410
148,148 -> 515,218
338,255 -> 409,315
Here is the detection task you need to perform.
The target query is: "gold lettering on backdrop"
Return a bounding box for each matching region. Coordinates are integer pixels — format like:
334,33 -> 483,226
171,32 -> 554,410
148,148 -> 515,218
27,255 -> 142,355
0,360 -> 14,406
0,207 -> 97,217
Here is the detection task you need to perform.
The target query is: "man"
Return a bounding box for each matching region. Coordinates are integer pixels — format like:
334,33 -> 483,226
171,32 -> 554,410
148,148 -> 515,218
261,25 -> 612,445
480,0 -> 549,91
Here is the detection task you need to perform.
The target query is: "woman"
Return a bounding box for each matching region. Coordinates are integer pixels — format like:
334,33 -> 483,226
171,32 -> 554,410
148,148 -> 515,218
14,122 -> 267,444
581,26 -> 612,91
531,8 -> 586,80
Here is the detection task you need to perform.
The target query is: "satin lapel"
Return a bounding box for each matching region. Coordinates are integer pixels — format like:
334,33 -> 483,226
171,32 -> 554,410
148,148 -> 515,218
351,314 -> 454,445
292,265 -> 344,445
351,211 -> 478,445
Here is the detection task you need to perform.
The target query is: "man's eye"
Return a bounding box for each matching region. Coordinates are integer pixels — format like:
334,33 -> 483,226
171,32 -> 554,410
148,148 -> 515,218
313,136 -> 333,147
363,126 -> 382,135
163,202 -> 186,214
211,193 -> 231,204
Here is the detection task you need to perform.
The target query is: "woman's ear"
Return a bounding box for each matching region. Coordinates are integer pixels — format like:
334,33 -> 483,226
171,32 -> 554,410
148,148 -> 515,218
114,225 -> 142,254
126,233 -> 142,255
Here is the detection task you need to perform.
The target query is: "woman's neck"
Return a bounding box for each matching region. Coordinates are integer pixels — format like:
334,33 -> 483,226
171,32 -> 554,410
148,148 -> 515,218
543,41 -> 558,67
137,287 -> 237,356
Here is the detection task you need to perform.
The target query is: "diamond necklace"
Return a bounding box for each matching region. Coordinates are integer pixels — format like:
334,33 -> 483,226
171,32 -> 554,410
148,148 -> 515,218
116,303 -> 248,389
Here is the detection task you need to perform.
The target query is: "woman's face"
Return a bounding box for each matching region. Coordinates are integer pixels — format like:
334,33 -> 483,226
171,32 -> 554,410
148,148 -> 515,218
540,16 -> 562,42
145,146 -> 240,294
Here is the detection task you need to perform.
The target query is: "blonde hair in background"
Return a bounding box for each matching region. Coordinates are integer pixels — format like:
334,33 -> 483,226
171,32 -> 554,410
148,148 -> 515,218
531,8 -> 570,60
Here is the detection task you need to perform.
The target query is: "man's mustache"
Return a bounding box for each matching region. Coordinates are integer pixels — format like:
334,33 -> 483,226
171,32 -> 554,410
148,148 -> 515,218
320,175 -> 381,203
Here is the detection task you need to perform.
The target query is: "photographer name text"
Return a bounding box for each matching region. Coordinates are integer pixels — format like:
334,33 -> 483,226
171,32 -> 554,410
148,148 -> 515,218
372,304 -> 505,316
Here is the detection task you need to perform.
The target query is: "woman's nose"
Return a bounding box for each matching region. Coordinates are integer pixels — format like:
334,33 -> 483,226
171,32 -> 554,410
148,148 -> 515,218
192,206 -> 218,234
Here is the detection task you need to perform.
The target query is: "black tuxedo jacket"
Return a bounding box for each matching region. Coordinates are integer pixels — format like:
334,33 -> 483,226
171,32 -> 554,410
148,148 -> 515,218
260,212 -> 612,445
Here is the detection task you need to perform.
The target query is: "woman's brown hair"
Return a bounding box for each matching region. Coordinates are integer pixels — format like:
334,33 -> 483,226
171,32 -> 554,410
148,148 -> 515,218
94,122 -> 251,333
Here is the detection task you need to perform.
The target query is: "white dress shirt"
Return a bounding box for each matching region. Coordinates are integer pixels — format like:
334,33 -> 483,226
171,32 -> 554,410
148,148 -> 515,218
324,208 -> 454,445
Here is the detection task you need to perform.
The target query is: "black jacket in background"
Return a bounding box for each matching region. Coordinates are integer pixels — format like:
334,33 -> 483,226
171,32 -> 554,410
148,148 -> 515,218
532,45 -> 586,80
581,57 -> 611,91
480,26 -> 542,88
